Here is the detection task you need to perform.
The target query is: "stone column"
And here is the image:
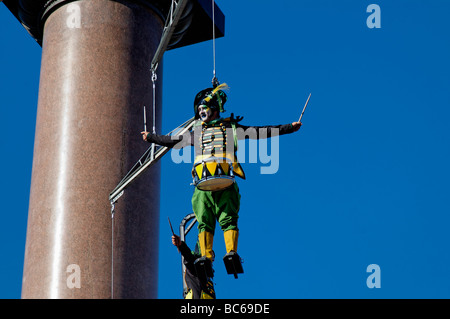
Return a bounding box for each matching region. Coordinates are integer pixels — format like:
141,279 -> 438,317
21,0 -> 163,298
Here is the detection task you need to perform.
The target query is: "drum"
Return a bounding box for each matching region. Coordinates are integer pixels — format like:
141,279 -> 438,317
192,157 -> 235,191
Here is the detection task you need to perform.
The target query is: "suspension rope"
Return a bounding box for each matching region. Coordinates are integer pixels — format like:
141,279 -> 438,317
151,70 -> 157,134
150,70 -> 158,160
212,0 -> 217,84
110,201 -> 115,299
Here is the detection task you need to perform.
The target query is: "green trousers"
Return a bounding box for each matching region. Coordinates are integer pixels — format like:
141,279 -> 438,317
192,183 -> 241,235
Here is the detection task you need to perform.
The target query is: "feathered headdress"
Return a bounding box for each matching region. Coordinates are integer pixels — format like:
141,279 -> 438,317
203,83 -> 229,104
193,83 -> 229,117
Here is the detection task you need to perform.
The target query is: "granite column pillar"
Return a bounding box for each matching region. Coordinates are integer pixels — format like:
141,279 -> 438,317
21,0 -> 163,298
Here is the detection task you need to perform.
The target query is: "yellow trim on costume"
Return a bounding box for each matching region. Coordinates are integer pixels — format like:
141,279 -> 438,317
198,231 -> 214,259
205,162 -> 217,176
201,291 -> 215,299
220,162 -> 229,175
195,164 -> 203,179
224,229 -> 239,253
185,289 -> 193,299
194,154 -> 245,180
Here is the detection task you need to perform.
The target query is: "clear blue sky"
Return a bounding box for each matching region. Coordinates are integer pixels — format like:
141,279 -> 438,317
1,0 -> 450,299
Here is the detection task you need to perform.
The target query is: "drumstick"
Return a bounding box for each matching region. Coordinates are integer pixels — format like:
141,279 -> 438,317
298,93 -> 311,122
168,217 -> 175,236
143,106 -> 147,132
168,217 -> 180,252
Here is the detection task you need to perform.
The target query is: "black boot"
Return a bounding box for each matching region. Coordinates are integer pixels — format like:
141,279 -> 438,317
194,256 -> 214,281
223,252 -> 243,279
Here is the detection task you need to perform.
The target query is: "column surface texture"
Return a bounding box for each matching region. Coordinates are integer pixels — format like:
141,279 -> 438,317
22,0 -> 163,298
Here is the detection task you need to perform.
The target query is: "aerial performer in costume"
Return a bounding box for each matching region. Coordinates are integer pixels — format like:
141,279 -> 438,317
141,82 -> 303,278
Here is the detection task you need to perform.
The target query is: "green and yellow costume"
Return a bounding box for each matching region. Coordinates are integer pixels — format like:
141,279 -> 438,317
145,83 -> 296,270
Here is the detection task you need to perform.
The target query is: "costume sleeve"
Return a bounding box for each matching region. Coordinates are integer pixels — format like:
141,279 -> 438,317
234,123 -> 295,140
145,131 -> 193,149
178,241 -> 196,264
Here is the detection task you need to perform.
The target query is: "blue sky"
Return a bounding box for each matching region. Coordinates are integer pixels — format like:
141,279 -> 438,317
2,0 -> 450,299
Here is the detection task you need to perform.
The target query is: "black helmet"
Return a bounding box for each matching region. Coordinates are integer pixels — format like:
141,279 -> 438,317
193,83 -> 228,119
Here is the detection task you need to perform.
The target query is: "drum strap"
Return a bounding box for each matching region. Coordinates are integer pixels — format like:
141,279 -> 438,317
230,121 -> 246,179
231,121 -> 238,151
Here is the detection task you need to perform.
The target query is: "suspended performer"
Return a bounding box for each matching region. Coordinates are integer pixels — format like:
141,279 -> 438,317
141,83 -> 302,277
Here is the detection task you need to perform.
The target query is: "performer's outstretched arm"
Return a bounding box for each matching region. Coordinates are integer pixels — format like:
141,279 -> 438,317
235,120 -> 302,140
141,130 -> 193,149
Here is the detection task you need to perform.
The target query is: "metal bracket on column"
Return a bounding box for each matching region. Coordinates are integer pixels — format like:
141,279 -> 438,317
108,117 -> 195,204
179,212 -> 198,297
151,0 -> 191,72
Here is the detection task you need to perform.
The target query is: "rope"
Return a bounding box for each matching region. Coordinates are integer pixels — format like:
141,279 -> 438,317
152,71 -> 157,135
150,70 -> 158,160
212,0 -> 216,82
110,201 -> 115,299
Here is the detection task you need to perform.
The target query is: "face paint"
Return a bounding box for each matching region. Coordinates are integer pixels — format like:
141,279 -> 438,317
198,105 -> 212,122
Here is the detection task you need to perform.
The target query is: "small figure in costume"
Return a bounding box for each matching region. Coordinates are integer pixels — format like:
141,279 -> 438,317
171,234 -> 216,299
142,83 -> 302,277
